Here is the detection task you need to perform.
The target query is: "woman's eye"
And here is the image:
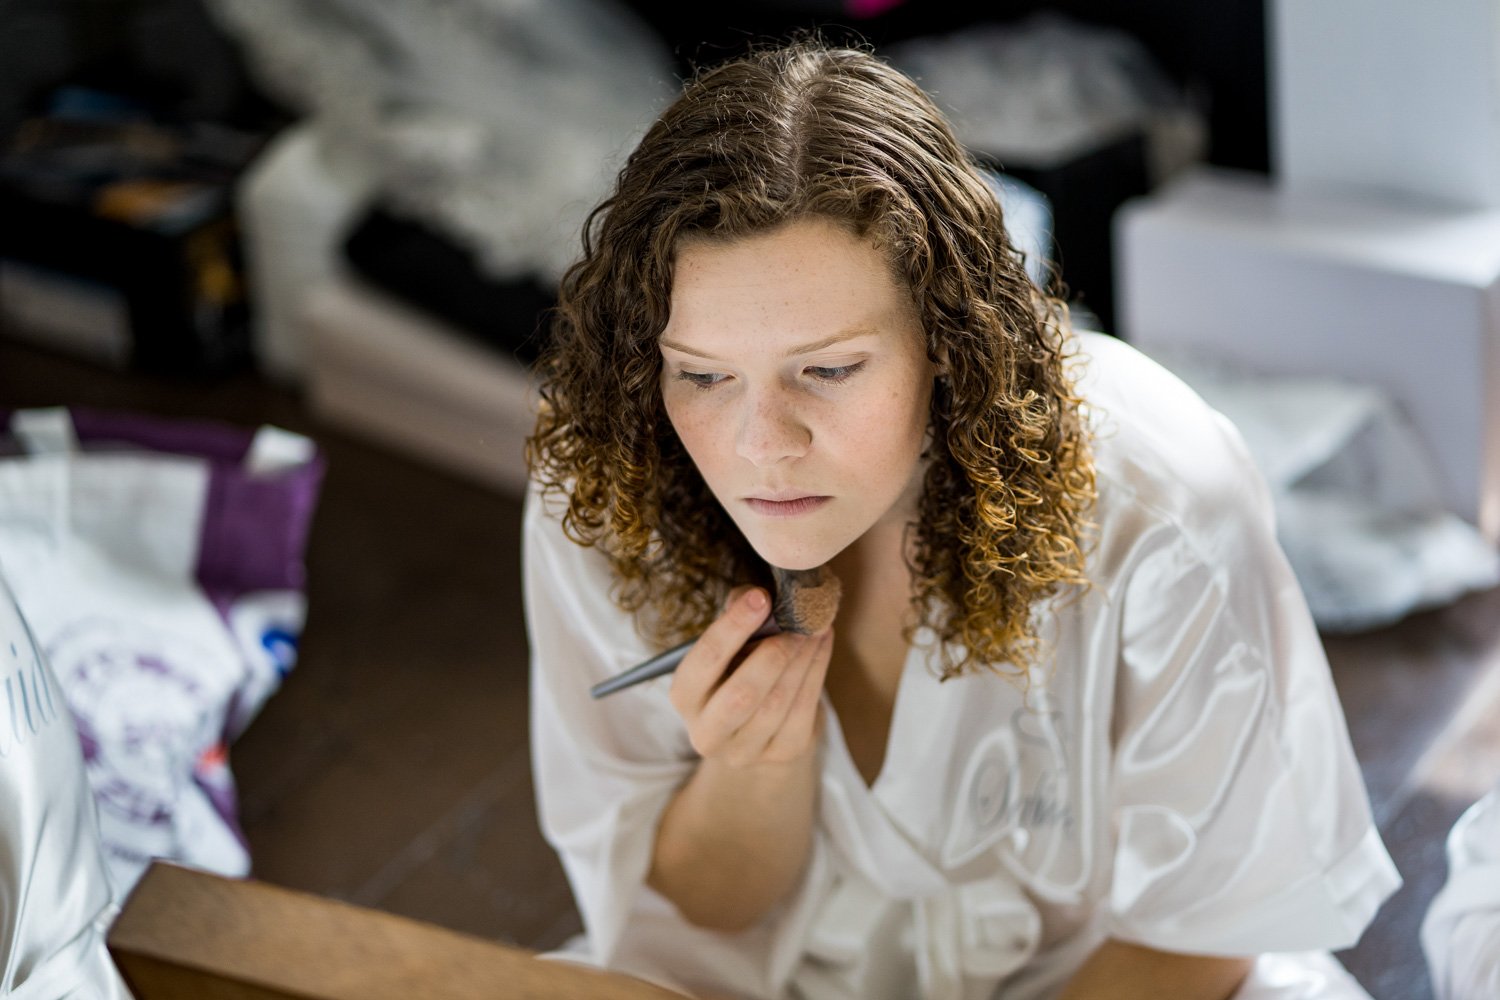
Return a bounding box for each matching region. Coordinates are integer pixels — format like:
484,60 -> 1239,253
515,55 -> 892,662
806,361 -> 866,384
676,370 -> 728,391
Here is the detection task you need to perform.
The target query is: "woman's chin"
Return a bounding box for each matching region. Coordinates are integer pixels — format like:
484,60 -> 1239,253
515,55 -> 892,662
746,534 -> 842,572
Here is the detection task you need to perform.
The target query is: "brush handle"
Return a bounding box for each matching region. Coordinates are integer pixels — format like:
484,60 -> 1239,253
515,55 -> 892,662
589,614 -> 780,698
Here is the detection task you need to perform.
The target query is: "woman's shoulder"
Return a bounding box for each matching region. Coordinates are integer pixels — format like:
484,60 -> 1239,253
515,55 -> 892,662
522,482 -> 630,615
1069,331 -> 1276,562
522,479 -> 577,561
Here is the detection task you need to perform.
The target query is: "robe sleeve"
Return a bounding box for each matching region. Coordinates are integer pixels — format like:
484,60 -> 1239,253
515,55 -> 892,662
1422,783 -> 1500,1000
522,487 -> 694,957
1101,444 -> 1400,955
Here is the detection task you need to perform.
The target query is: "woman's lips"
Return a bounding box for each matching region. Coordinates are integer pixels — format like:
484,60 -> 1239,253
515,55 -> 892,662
744,496 -> 831,517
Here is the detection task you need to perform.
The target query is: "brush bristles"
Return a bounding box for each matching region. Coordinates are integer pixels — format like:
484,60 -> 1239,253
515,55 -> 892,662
771,565 -> 842,634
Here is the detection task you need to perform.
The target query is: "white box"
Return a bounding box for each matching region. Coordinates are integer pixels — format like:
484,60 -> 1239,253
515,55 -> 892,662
1271,0 -> 1500,209
1115,168 -> 1500,540
302,275 -> 538,494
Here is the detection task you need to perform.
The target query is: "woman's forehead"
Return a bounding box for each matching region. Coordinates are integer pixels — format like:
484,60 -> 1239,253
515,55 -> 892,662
663,219 -> 915,343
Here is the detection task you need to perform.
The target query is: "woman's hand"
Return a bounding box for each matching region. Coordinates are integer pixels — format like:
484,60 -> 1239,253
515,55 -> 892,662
647,585 -> 833,931
668,585 -> 833,768
1057,940 -> 1253,1000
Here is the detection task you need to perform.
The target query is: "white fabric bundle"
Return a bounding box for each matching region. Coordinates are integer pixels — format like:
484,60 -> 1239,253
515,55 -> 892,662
1142,353 -> 1500,632
1423,784 -> 1500,1000
204,0 -> 677,285
887,14 -> 1205,181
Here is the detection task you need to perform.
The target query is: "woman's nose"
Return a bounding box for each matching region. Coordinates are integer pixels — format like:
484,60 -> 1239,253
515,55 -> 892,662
735,391 -> 811,467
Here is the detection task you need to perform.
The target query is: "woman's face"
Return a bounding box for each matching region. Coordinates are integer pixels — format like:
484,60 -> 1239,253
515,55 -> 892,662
659,216 -> 938,571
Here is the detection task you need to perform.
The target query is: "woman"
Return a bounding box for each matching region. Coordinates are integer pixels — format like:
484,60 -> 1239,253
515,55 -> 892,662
523,40 -> 1398,999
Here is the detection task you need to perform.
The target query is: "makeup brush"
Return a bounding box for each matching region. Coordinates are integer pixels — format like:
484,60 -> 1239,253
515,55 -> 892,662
590,565 -> 842,698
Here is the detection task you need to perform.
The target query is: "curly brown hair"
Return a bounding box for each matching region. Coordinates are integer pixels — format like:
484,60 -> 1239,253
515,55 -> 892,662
526,38 -> 1096,681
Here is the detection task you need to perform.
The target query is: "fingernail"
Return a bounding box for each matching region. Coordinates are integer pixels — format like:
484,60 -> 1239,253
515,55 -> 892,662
745,588 -> 768,613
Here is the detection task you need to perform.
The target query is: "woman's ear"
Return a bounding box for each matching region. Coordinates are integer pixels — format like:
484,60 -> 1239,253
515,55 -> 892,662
931,342 -> 950,377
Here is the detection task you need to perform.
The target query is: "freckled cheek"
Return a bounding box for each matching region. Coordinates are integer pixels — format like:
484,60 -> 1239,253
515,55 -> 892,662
867,385 -> 933,457
818,400 -> 918,482
663,396 -> 726,468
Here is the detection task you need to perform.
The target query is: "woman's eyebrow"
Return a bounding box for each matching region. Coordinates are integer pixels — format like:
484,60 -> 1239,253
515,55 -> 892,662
658,329 -> 876,361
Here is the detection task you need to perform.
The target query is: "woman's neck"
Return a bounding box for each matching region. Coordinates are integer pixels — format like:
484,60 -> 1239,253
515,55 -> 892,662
823,516 -> 918,786
827,513 -> 918,689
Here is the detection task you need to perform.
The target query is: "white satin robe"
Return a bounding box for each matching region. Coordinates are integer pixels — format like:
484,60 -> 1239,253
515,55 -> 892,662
524,332 -> 1400,999
0,573 -> 131,999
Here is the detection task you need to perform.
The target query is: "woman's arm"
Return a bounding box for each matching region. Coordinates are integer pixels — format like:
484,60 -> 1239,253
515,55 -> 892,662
1057,940 -> 1252,1000
648,750 -> 821,931
646,586 -> 832,931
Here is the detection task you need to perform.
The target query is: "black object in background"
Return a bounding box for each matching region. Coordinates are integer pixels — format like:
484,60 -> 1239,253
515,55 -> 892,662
0,113 -> 258,375
341,207 -> 556,368
991,132 -> 1151,334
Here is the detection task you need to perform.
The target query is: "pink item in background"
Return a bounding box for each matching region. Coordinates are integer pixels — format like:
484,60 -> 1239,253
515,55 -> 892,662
845,0 -> 906,17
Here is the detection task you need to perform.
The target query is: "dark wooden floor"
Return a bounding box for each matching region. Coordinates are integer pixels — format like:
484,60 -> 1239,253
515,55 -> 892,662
5,337 -> 1498,999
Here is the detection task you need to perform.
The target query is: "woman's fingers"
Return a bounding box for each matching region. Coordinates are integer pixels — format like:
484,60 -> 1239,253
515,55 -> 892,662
693,632 -> 800,756
716,631 -> 824,765
763,629 -> 833,761
669,586 -> 771,716
667,585 -> 835,765
712,627 -> 834,766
